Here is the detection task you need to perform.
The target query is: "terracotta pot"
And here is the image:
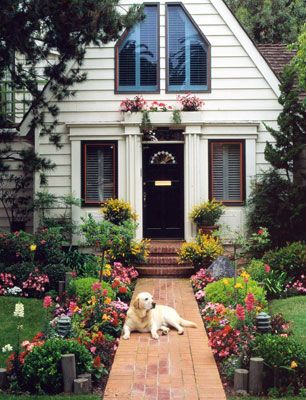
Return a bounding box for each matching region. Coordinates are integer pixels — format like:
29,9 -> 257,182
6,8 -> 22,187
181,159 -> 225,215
198,225 -> 219,236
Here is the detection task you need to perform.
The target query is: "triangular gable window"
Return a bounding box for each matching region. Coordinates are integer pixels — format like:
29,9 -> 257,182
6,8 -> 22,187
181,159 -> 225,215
115,5 -> 159,93
167,4 -> 210,92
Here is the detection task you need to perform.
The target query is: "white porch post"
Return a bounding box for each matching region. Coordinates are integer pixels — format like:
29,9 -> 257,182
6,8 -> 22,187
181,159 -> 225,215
124,126 -> 143,239
184,125 -> 203,241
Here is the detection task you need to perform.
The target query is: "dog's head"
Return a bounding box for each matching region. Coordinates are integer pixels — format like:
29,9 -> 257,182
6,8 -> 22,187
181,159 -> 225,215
133,292 -> 156,311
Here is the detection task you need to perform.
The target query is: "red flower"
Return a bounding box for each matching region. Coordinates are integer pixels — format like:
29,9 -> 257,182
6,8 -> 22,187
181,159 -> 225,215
119,286 -> 128,294
236,304 -> 245,321
93,355 -> 101,368
257,229 -> 264,235
264,264 -> 271,273
245,293 -> 255,312
43,295 -> 52,309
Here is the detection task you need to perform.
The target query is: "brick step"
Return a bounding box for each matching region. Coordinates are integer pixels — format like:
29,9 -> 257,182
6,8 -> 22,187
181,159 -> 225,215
136,265 -> 194,277
146,256 -> 182,265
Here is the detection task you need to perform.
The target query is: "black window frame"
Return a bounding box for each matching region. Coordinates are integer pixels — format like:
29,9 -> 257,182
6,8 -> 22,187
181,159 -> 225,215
209,139 -> 245,206
81,141 -> 118,207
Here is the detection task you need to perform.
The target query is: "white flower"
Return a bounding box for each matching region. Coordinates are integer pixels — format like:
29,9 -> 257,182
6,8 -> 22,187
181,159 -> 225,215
7,286 -> 22,296
2,344 -> 13,353
13,302 -> 24,318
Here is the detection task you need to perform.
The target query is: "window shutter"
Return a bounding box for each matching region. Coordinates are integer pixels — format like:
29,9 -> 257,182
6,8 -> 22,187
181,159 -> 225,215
211,142 -> 243,202
117,5 -> 158,92
167,5 -> 209,91
85,144 -> 116,203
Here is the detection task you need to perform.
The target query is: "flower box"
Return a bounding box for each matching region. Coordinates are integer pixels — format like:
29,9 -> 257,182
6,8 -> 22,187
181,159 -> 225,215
122,111 -> 204,125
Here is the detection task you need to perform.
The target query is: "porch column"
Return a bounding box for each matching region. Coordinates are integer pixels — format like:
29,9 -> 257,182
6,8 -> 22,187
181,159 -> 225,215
184,125 -> 203,241
124,126 -> 143,239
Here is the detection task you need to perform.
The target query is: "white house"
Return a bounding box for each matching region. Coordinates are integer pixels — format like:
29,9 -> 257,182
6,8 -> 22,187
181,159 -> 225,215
16,0 -> 286,241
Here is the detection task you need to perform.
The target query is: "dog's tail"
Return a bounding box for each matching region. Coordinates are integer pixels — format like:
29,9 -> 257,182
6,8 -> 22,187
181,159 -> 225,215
180,318 -> 197,328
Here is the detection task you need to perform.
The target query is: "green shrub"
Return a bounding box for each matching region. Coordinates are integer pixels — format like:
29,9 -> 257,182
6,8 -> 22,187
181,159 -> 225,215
69,277 -> 114,303
263,242 -> 306,278
42,264 -> 67,291
23,338 -> 92,394
252,334 -> 306,389
101,198 -> 136,225
5,262 -> 36,285
246,259 -> 267,282
189,199 -> 224,227
247,170 -> 306,246
63,249 -> 98,277
205,277 -> 267,308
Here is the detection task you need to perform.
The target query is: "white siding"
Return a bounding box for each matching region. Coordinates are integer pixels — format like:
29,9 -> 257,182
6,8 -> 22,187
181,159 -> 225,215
35,0 -> 282,237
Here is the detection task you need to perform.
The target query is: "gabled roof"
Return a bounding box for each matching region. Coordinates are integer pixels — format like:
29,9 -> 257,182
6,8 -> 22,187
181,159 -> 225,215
256,44 -> 296,79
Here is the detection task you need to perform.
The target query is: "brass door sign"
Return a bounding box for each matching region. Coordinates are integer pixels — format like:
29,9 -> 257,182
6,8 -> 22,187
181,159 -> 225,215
154,180 -> 172,186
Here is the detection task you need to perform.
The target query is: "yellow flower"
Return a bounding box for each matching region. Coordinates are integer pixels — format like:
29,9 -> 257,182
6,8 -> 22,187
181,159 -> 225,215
104,297 -> 111,304
102,314 -> 111,321
223,279 -> 229,285
88,295 -> 96,306
234,283 -> 243,289
30,244 -> 37,251
291,361 -> 298,369
240,271 -> 250,280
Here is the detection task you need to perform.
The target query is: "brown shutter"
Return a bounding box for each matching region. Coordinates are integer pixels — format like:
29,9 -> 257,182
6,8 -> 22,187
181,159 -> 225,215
211,142 -> 243,202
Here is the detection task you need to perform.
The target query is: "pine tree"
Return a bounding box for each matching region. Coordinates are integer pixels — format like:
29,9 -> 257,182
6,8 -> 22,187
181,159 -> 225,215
264,65 -> 306,182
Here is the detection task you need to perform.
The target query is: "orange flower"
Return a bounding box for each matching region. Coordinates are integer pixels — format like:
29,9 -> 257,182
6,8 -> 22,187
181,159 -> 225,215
93,355 -> 101,368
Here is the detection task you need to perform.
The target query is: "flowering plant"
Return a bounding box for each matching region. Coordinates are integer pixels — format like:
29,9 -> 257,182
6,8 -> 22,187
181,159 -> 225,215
0,272 -> 16,295
22,271 -> 49,298
190,199 -> 224,227
285,274 -> 306,295
191,268 -> 215,301
177,93 -> 204,111
149,100 -> 173,112
101,198 -> 136,225
120,96 -> 147,112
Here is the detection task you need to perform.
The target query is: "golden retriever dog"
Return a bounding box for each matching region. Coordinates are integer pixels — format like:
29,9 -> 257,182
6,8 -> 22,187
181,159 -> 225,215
122,291 -> 197,340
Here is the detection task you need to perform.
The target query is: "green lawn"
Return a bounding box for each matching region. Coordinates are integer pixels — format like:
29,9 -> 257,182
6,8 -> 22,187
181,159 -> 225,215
0,396 -> 100,400
229,397 -> 306,400
269,296 -> 306,347
0,297 -> 45,367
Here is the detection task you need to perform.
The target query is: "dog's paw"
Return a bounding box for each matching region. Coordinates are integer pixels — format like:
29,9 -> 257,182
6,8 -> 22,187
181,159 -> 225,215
161,327 -> 170,335
177,329 -> 184,335
122,334 -> 130,340
151,332 -> 159,340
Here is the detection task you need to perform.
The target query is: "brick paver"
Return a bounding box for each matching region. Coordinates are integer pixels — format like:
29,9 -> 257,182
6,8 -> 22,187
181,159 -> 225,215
103,278 -> 226,400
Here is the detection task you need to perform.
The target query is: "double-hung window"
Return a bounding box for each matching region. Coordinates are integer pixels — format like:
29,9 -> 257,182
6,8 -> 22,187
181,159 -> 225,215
82,142 -> 117,206
115,5 -> 159,93
167,4 -> 210,92
210,141 -> 245,204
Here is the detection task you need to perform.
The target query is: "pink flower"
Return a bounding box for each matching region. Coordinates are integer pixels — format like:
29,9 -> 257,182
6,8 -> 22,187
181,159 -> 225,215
92,282 -> 102,292
257,229 -> 264,235
69,301 -> 78,314
90,346 -> 97,354
236,304 -> 245,321
43,296 -> 52,309
264,264 -> 271,273
245,293 -> 255,312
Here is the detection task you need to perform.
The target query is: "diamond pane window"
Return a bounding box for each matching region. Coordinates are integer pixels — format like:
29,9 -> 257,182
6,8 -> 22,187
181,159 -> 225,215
167,4 -> 210,92
116,5 -> 158,92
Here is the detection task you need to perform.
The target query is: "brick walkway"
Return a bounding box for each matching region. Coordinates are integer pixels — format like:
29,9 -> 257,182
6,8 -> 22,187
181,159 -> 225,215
103,278 -> 226,400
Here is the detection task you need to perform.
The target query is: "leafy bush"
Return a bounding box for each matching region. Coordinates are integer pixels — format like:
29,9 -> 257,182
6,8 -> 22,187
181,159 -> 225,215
252,334 -> 306,389
23,338 -> 92,393
242,227 -> 272,259
189,199 -> 224,227
205,277 -> 267,308
264,270 -> 289,299
179,234 -> 223,269
247,170 -> 306,246
101,198 -> 136,225
246,259 -> 268,282
263,242 -> 306,279
34,227 -> 65,265
42,264 -> 67,291
63,249 -> 98,277
0,231 -> 33,266
69,277 -> 114,303
5,262 -> 36,285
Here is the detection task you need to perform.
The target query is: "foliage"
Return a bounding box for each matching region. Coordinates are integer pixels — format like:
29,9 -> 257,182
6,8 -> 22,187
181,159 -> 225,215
241,227 -> 271,259
262,242 -> 306,279
191,268 -> 216,302
220,355 -> 242,383
263,270 -> 289,299
285,274 -> 306,295
225,0 -> 306,43
189,199 -> 224,227
270,313 -> 292,336
251,334 -> 306,389
172,109 -> 182,124
41,264 -> 67,291
120,96 -> 147,112
69,277 -> 114,304
205,277 -> 267,309
33,191 -> 81,241
264,65 -> 306,181
246,170 -> 306,246
23,338 -> 92,394
62,249 -> 98,277
178,234 -> 223,269
4,262 -> 36,286
245,259 -> 269,282
290,23 -> 306,90
177,93 -> 204,111
101,198 -> 136,225
22,271 -> 49,298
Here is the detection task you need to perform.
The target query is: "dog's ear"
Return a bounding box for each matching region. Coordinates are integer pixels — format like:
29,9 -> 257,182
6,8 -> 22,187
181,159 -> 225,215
133,298 -> 140,309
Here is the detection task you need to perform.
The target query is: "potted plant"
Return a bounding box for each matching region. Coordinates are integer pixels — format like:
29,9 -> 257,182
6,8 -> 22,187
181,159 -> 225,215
190,199 -> 224,235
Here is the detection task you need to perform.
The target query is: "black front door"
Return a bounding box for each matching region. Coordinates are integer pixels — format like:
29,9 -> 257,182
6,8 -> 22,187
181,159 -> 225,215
143,144 -> 184,239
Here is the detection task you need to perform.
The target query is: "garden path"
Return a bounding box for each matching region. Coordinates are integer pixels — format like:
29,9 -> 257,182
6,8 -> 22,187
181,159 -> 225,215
103,278 -> 226,400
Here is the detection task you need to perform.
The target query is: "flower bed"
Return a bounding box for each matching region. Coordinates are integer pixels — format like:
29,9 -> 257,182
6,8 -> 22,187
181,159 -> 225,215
191,228 -> 306,398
